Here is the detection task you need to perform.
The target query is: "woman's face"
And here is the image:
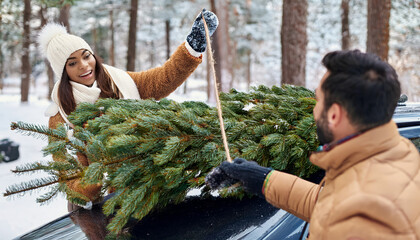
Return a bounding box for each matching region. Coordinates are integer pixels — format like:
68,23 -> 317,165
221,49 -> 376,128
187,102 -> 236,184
65,49 -> 96,86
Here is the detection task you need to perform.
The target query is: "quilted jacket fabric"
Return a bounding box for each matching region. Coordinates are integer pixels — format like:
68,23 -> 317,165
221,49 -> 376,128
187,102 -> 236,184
265,121 -> 420,239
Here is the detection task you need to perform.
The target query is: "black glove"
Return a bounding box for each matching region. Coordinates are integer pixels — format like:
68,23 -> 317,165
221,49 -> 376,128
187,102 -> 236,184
206,158 -> 272,197
186,9 -> 219,53
205,167 -> 238,190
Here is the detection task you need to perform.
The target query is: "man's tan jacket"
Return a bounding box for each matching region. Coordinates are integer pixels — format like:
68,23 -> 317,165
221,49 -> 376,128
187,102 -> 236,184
264,121 -> 420,239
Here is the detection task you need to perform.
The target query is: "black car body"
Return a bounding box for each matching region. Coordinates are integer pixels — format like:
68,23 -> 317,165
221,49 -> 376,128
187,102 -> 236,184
15,103 -> 420,240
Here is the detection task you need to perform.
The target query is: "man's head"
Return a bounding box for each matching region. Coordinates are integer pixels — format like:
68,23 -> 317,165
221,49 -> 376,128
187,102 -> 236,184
313,50 -> 401,144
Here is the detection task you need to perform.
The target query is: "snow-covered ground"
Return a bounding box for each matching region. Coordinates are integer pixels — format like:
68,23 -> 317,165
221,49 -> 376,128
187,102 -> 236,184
0,93 -> 68,239
0,78 -> 209,239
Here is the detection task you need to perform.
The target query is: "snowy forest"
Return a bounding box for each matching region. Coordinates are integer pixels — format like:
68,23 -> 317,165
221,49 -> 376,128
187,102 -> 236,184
1,0 -> 420,238
1,0 -> 419,102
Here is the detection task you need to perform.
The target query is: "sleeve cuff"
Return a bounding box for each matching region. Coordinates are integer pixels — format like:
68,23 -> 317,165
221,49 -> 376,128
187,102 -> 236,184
184,41 -> 202,58
262,170 -> 275,196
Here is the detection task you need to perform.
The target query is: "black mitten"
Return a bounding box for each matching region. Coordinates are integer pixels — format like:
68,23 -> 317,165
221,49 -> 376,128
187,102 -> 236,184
186,9 -> 219,53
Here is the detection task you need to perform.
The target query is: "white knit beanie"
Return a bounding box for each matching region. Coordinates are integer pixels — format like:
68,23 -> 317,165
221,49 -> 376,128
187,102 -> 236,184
38,23 -> 93,81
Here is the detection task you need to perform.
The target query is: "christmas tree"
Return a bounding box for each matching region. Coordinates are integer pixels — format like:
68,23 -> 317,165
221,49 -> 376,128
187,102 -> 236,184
5,84 -> 319,234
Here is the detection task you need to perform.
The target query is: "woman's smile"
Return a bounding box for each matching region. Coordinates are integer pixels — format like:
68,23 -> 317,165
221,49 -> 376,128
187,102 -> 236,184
65,49 -> 96,86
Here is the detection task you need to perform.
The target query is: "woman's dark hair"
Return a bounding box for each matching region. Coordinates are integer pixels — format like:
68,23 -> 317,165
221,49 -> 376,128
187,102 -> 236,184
321,49 -> 401,130
58,52 -> 120,115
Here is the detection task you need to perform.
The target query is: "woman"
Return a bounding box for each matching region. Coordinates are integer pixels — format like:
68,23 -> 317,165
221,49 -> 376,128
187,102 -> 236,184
38,10 -> 218,211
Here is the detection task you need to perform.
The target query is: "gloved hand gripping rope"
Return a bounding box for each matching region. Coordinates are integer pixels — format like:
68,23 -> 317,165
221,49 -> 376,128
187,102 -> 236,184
202,13 -> 273,197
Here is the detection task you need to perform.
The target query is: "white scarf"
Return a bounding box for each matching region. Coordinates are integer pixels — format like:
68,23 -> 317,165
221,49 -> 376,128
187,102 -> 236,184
70,80 -> 101,105
45,64 -> 141,126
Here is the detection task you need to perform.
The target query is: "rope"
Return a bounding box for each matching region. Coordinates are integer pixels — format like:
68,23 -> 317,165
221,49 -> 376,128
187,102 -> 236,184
202,12 -> 232,163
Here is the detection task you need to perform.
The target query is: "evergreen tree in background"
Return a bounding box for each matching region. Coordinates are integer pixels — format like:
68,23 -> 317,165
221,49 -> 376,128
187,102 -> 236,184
5,85 -> 319,234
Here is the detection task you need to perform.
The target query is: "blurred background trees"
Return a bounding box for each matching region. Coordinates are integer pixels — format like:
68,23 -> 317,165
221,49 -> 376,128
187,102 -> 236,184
1,0 -> 419,102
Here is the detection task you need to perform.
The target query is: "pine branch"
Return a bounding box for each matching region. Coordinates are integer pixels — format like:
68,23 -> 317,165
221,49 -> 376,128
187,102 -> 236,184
4,176 -> 59,197
36,184 -> 60,205
7,84 -> 319,235
11,121 -> 66,140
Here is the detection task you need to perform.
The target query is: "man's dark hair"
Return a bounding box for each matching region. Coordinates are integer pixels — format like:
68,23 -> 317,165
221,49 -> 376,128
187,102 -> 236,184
321,49 -> 401,131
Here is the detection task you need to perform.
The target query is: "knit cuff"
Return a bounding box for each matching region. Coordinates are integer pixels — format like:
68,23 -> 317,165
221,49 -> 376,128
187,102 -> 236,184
184,41 -> 202,58
262,170 -> 274,196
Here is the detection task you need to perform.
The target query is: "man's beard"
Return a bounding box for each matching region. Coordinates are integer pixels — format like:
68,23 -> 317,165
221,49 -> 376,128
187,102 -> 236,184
316,111 -> 334,145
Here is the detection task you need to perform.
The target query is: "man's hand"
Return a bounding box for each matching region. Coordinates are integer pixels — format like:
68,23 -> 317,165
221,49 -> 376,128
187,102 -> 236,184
186,9 -> 219,53
205,158 -> 272,197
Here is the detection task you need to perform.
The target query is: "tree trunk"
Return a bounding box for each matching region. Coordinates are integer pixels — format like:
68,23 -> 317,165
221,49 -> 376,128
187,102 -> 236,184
0,12 -> 3,92
210,0 -> 222,96
126,0 -> 138,71
341,0 -> 351,50
21,0 -> 31,102
58,3 -> 71,32
229,40 -> 237,90
213,0 -> 232,92
165,20 -> 171,60
39,4 -> 55,99
367,0 -> 391,61
281,0 -> 308,86
206,57 -> 213,102
109,9 -> 115,66
246,49 -> 251,91
92,26 -> 97,53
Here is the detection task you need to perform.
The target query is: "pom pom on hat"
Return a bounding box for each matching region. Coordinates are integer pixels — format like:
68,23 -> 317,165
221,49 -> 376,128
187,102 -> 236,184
37,23 -> 93,81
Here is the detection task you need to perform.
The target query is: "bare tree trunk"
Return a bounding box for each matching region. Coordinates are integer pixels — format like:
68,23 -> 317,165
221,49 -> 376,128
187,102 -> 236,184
21,0 -> 31,102
39,4 -> 55,99
214,0 -> 232,92
341,0 -> 351,50
246,49 -> 251,91
58,3 -> 71,32
109,9 -> 115,66
126,0 -> 138,71
367,0 -> 391,61
165,20 -> 171,60
0,12 -> 4,92
229,40 -> 237,90
210,0 -> 222,95
207,57 -> 212,101
281,0 -> 308,86
150,41 -> 155,68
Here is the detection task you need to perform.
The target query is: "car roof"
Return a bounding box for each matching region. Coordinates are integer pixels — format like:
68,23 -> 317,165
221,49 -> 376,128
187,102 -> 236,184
17,195 -> 306,240
16,102 -> 420,240
393,102 -> 420,127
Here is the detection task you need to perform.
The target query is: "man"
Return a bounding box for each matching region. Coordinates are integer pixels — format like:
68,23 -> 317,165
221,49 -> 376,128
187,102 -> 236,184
206,50 -> 420,239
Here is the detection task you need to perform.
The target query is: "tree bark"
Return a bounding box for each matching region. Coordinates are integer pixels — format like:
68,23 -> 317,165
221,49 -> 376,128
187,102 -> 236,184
0,12 -> 3,92
367,0 -> 391,61
109,9 -> 115,66
92,26 -> 97,53
281,0 -> 308,86
126,0 -> 138,71
341,0 -> 351,50
165,20 -> 171,60
215,0 -> 232,92
39,4 -> 55,99
21,0 -> 31,102
210,0 -> 221,95
210,0 -> 232,93
58,3 -> 71,32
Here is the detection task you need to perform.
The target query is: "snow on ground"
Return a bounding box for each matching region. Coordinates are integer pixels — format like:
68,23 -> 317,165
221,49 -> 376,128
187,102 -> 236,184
0,78 -> 209,239
0,96 -> 68,239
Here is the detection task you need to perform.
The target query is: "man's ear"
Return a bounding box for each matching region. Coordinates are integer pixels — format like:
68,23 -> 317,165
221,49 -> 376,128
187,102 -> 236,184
326,103 -> 343,128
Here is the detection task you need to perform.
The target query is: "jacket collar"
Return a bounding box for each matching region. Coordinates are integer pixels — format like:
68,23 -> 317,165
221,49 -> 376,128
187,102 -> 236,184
310,121 -> 400,179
